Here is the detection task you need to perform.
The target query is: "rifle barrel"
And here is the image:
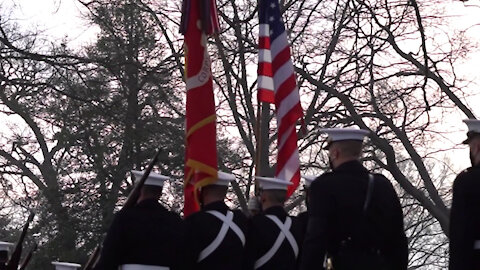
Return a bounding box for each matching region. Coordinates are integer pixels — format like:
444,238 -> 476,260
6,212 -> 35,270
82,244 -> 100,270
18,243 -> 37,270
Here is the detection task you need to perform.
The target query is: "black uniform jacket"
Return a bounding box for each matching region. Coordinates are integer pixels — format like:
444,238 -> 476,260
299,160 -> 408,270
449,165 -> 480,270
94,199 -> 184,270
244,206 -> 303,270
183,201 -> 248,270
297,211 -> 309,239
296,211 -> 309,270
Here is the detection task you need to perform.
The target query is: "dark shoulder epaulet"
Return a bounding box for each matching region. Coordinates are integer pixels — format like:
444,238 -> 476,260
296,211 -> 308,218
371,173 -> 388,180
184,210 -> 202,221
317,171 -> 334,180
458,167 -> 471,176
167,210 -> 182,219
114,207 -> 133,220
369,173 -> 394,187
309,172 -> 333,186
453,168 -> 474,187
232,208 -> 248,216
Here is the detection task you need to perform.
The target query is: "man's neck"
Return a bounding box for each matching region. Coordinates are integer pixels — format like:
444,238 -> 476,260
137,195 -> 159,204
262,201 -> 283,211
333,157 -> 357,169
202,197 -> 224,207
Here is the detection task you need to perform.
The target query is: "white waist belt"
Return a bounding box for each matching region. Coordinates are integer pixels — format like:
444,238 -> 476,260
474,240 -> 480,250
119,264 -> 169,270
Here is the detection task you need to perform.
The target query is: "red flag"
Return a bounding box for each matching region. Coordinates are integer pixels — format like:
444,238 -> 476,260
181,0 -> 219,216
258,0 -> 303,197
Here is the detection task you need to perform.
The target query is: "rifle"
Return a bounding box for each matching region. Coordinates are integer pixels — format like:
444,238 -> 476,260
82,149 -> 163,270
82,245 -> 100,270
17,243 -> 37,270
122,149 -> 163,209
6,212 -> 35,270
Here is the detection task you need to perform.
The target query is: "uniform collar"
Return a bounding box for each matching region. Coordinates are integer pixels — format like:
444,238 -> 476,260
136,198 -> 165,210
263,205 -> 287,217
202,200 -> 229,211
333,160 -> 368,173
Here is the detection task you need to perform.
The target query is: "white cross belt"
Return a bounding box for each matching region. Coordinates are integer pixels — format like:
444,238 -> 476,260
254,215 -> 299,269
197,210 -> 246,262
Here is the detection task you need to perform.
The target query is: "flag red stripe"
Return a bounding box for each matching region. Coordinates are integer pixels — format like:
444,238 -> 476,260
272,46 -> 291,72
286,170 -> 300,197
259,37 -> 271,50
274,74 -> 296,105
258,62 -> 273,77
276,129 -> 298,170
278,103 -> 303,135
258,89 -> 275,103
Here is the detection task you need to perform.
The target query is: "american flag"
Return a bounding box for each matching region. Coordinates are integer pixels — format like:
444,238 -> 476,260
258,0 -> 303,197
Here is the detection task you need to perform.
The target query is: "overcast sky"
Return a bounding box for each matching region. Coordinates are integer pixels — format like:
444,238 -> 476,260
3,0 -> 97,47
2,0 -> 480,172
7,0 -> 480,86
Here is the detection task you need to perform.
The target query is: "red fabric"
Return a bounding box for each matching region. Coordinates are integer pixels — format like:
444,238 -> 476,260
258,89 -> 275,104
183,0 -> 218,216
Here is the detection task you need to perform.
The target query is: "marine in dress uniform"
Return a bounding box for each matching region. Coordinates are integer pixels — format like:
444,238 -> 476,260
183,172 -> 248,270
244,177 -> 303,270
94,171 -> 184,270
0,242 -> 13,270
449,119 -> 480,270
300,128 -> 408,270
